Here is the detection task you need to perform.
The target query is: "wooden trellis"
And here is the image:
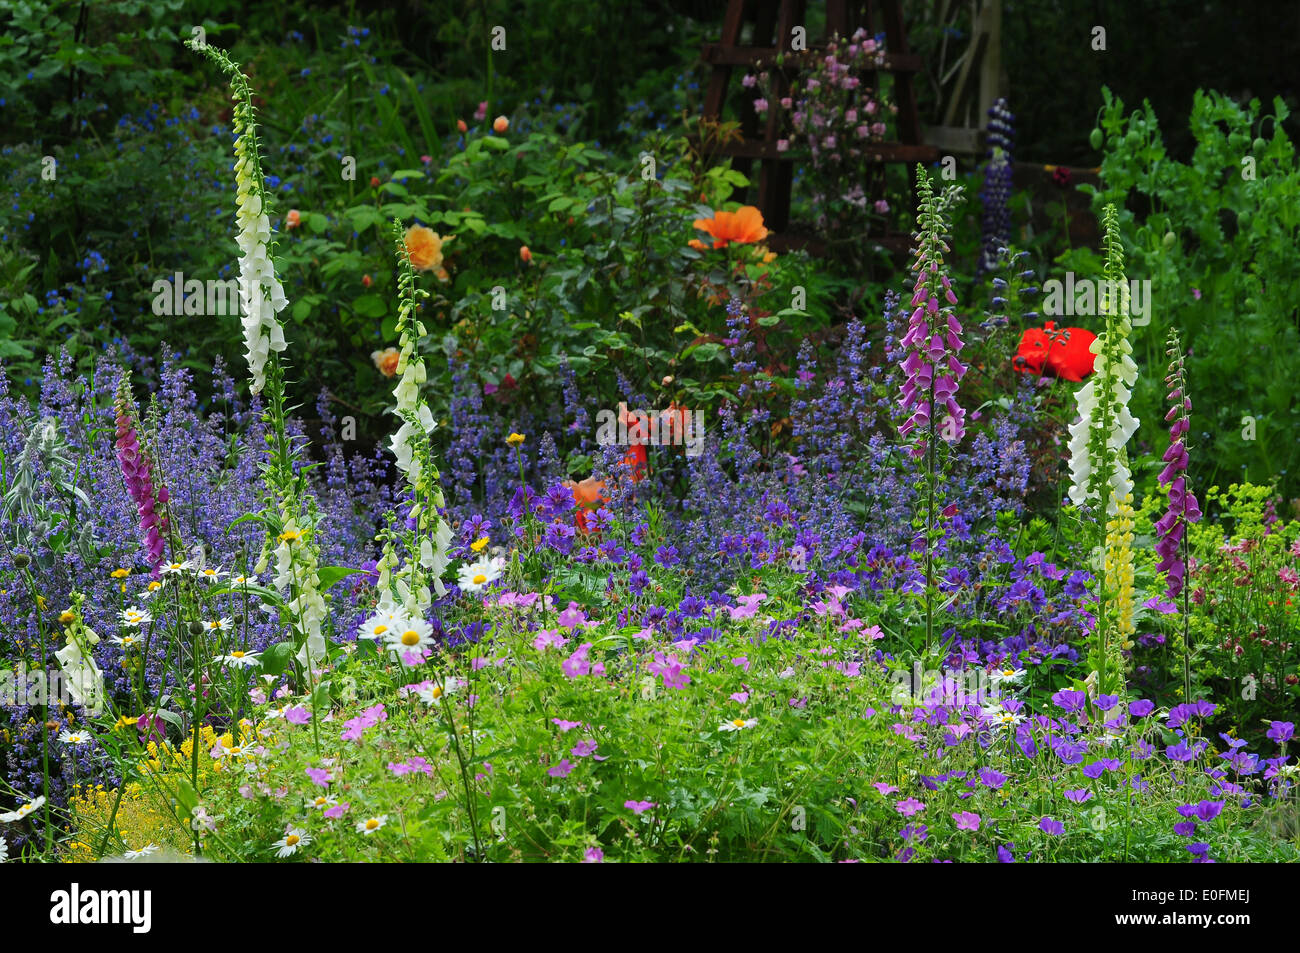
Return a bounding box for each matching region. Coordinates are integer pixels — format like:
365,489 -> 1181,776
700,0 -> 939,252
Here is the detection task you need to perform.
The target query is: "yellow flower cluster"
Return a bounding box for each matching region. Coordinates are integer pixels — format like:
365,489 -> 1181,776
1104,493 -> 1137,654
66,782 -> 193,863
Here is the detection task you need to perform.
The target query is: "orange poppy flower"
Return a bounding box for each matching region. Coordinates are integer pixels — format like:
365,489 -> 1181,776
690,205 -> 768,250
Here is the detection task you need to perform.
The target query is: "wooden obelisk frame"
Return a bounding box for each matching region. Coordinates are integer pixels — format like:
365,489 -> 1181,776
700,0 -> 938,252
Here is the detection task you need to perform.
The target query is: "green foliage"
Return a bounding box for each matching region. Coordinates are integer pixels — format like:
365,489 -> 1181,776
1061,87 -> 1300,497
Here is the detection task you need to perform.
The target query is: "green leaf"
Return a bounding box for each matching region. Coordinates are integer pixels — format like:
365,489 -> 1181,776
317,566 -> 362,591
260,642 -> 297,677
155,709 -> 184,729
687,342 -> 723,363
353,294 -> 388,318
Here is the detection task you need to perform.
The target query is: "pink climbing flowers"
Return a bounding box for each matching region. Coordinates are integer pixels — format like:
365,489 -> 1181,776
113,379 -> 169,574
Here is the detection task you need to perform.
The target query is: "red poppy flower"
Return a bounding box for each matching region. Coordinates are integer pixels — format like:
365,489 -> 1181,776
1013,322 -> 1097,382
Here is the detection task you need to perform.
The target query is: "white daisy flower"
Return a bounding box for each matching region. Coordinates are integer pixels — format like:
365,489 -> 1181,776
196,567 -> 227,583
384,618 -> 435,655
414,677 -> 460,704
457,557 -> 504,593
271,827 -> 311,858
119,607 -> 152,628
981,702 -> 1025,730
988,665 -> 1025,687
307,794 -> 338,811
160,560 -> 194,576
58,730 -> 91,745
111,633 -> 143,650
719,717 -> 758,732
358,605 -> 407,642
356,814 -> 388,835
219,649 -> 261,668
0,796 -> 45,823
230,573 -> 258,587
205,617 -> 233,633
123,844 -> 159,860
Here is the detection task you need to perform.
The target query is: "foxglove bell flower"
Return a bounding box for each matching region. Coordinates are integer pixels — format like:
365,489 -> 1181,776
1066,206 -> 1139,514
897,168 -> 967,458
114,380 -> 169,575
386,222 -> 453,612
192,40 -> 289,395
232,110 -> 289,394
273,520 -> 329,667
1154,334 -> 1202,598
1104,493 -> 1137,651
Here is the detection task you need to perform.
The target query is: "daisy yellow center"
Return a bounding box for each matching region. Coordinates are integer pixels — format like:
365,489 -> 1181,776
148,582 -> 161,591
314,797 -> 327,806
473,574 -> 487,585
430,686 -> 443,698
1002,669 -> 1016,677
401,630 -> 420,646
365,819 -> 379,831
232,651 -> 245,658
285,834 -> 300,847
374,625 -> 388,635
732,719 -> 746,728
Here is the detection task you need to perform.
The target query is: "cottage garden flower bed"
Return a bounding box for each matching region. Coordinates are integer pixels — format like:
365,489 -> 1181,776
0,40 -> 1297,866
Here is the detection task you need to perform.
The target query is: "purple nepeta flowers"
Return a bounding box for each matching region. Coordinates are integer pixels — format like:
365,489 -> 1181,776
113,379 -> 169,574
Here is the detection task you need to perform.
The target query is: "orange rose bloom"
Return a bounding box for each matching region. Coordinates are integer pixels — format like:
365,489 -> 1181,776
689,205 -> 768,249
371,347 -> 401,378
493,115 -> 509,133
285,209 -> 301,229
520,245 -> 532,263
404,225 -> 451,272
